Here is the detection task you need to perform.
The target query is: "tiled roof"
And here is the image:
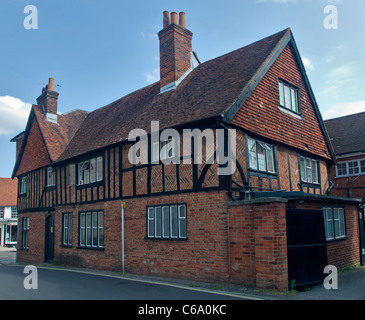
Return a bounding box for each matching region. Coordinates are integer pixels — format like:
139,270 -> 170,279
59,28 -> 292,161
324,112 -> 365,156
0,178 -> 17,206
33,106 -> 88,162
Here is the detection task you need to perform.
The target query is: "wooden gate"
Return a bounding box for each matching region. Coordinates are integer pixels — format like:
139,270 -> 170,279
286,209 -> 328,288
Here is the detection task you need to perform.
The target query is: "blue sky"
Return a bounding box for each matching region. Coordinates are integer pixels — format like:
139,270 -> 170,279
0,0 -> 364,177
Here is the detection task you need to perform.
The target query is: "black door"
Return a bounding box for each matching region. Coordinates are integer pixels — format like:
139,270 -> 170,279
44,215 -> 54,263
286,209 -> 328,288
359,208 -> 365,266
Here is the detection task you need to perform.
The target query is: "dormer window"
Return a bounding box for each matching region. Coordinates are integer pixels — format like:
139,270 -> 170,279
78,156 -> 103,185
279,81 -> 299,113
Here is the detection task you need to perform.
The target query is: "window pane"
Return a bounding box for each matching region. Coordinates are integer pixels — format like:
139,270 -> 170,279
339,208 -> 345,237
279,82 -> 285,106
361,160 -> 365,173
97,157 -> 103,181
348,161 -> 359,175
306,158 -> 312,183
148,207 -> 154,237
257,143 -> 266,171
291,88 -> 298,112
300,157 -> 306,182
92,212 -> 98,246
162,206 -> 169,238
266,147 -> 275,173
312,160 -> 318,183
284,85 -> 292,110
248,138 -> 257,170
337,162 -> 347,176
155,207 -> 162,238
90,158 -> 96,183
179,205 -> 187,238
86,212 -> 92,246
170,206 -> 178,238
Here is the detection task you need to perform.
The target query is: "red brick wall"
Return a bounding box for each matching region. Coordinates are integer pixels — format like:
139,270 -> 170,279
229,200 -> 288,291
19,191 -> 231,283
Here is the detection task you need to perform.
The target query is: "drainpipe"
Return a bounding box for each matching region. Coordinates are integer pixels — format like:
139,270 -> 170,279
121,201 -> 126,274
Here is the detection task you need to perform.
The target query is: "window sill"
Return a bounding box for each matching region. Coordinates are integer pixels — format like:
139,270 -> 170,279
326,236 -> 348,243
76,181 -> 103,189
145,237 -> 188,241
76,246 -> 104,251
279,106 -> 302,119
248,168 -> 277,177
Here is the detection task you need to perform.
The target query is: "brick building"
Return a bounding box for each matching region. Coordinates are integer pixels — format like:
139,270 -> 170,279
0,178 -> 18,247
11,12 -> 364,290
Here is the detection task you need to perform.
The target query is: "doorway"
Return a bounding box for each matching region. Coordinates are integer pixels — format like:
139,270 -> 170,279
44,215 -> 54,262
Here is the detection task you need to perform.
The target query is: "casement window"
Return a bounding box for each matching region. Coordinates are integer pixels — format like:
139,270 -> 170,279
300,156 -> 319,184
323,208 -> 346,241
0,207 -> 4,219
11,207 -> 17,219
336,159 -> 365,177
78,156 -> 103,185
20,176 -> 27,194
22,217 -> 29,249
147,204 -> 187,239
46,167 -> 56,187
279,81 -> 299,113
79,211 -> 104,249
152,137 -> 175,162
62,213 -> 72,246
248,137 -> 275,173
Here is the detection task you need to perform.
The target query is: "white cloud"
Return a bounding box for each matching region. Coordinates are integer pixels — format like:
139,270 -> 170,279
323,100 -> 365,119
143,68 -> 159,83
0,96 -> 31,136
302,57 -> 314,72
321,62 -> 357,101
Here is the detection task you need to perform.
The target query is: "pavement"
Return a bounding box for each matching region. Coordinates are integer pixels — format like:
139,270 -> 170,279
1,248 -> 364,300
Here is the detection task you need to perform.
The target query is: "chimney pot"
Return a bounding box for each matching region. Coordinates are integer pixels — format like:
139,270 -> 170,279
163,11 -> 170,28
179,12 -> 186,28
48,77 -> 55,91
171,12 -> 178,24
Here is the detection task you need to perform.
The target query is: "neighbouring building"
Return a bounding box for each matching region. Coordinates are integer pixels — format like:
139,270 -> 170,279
11,11 -> 364,290
324,111 -> 365,265
0,178 -> 18,247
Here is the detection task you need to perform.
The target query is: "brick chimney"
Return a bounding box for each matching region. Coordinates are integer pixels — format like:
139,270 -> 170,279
36,77 -> 59,123
158,11 -> 198,93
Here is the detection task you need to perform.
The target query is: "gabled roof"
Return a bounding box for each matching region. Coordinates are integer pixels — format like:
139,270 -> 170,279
12,106 -> 88,177
0,178 -> 17,206
324,111 -> 365,156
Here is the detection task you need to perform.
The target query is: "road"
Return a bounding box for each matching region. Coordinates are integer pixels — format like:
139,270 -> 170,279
0,264 -> 248,301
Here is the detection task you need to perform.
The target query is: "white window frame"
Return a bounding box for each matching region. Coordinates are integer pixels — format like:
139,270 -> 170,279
300,156 -> 319,184
78,156 -> 103,185
79,211 -> 104,248
279,81 -> 299,113
62,213 -> 72,246
248,137 -> 275,173
336,159 -> 365,178
323,208 -> 346,241
20,176 -> 27,194
147,204 -> 187,239
46,167 -> 56,187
